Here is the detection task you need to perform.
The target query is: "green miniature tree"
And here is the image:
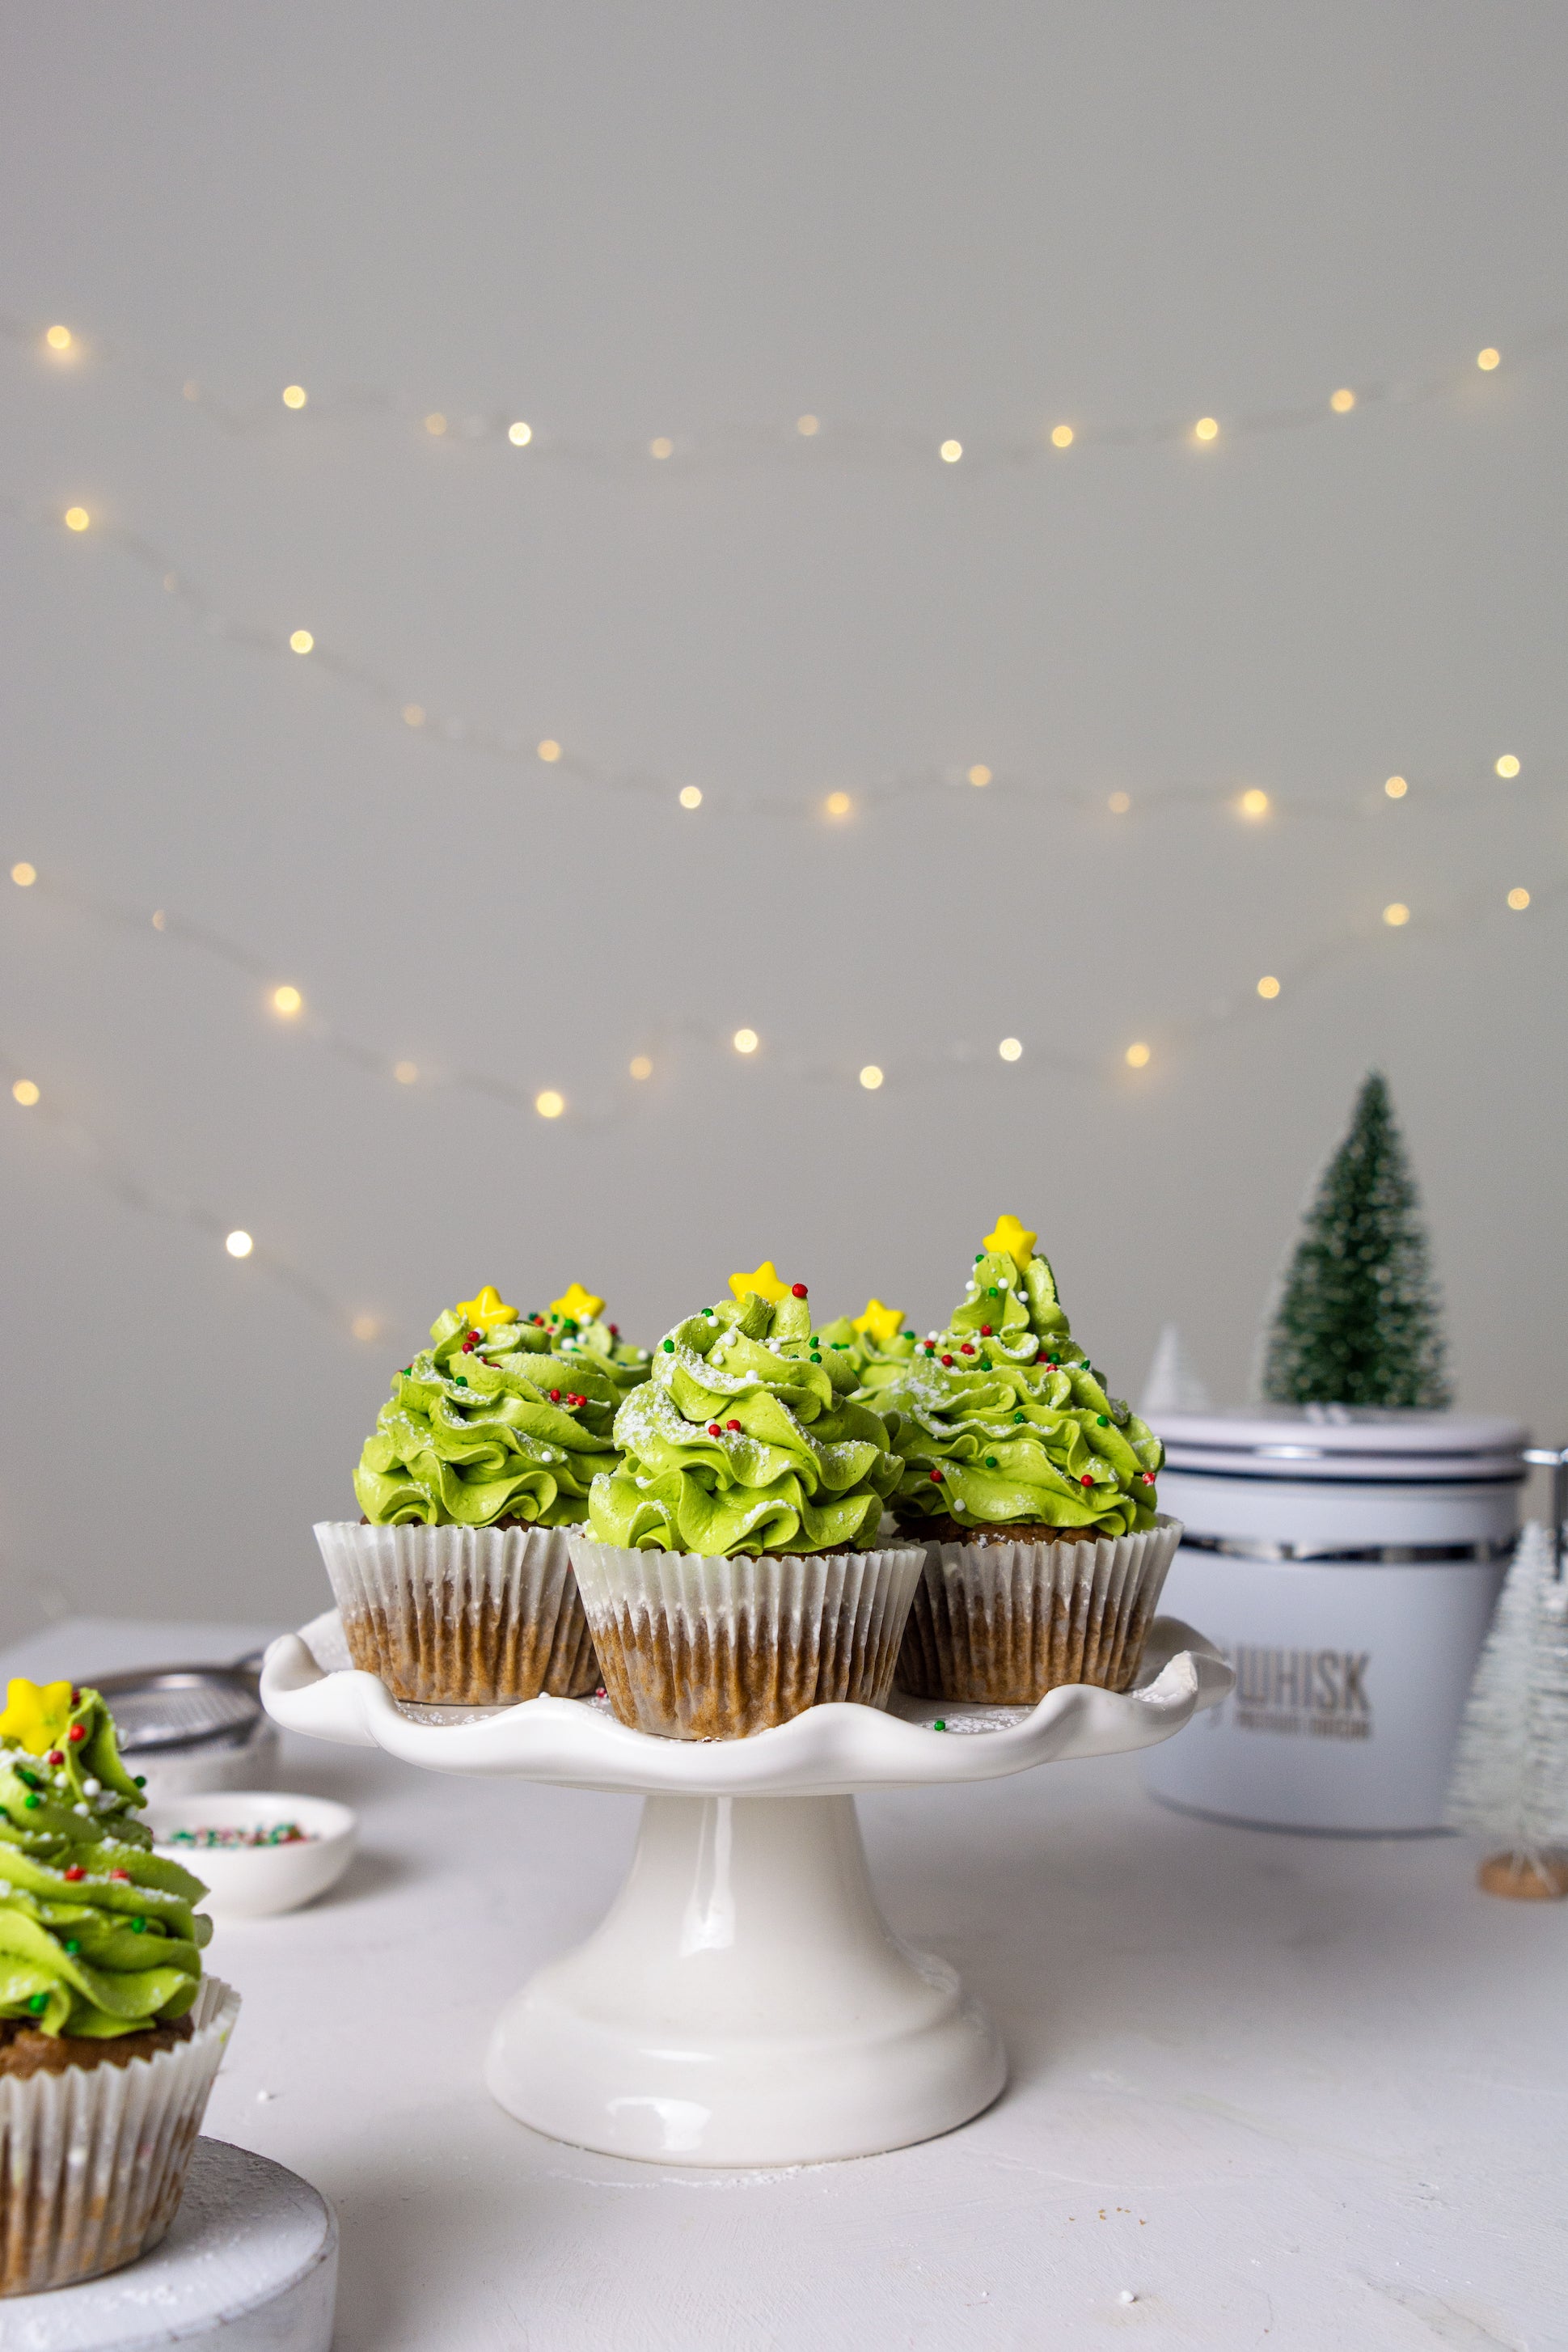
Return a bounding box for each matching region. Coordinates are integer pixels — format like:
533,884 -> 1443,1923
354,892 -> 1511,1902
1261,1072 -> 1450,1409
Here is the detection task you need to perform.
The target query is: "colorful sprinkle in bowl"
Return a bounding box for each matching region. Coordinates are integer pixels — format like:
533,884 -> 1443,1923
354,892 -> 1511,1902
146,1791 -> 357,1918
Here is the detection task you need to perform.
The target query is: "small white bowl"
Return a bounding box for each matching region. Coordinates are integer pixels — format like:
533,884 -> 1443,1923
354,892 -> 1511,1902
146,1791 -> 358,1918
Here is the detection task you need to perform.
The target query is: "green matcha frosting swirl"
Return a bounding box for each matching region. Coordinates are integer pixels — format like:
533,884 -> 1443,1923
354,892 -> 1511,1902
814,1314 -> 919,1396
877,1243 -> 1163,1534
355,1302 -> 623,1527
0,1681 -> 209,2038
587,1290 -> 903,1555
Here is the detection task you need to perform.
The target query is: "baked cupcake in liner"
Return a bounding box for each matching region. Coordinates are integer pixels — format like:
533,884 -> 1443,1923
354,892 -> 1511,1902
0,1678 -> 234,2295
577,1268 -> 920,1738
877,1216 -> 1174,1702
335,1283 -> 624,1703
316,1519 -> 598,1703
897,1517 -> 1181,1703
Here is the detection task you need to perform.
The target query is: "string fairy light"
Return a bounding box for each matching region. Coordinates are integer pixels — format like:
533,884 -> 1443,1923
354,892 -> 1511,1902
5,309 -> 1561,472
0,487 -> 1549,829
7,855 -> 1558,1140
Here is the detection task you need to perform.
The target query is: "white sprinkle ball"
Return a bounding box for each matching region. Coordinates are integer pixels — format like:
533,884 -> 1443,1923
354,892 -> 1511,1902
1118,2289 -> 1137,2305
73,1803 -> 90,1817
256,2088 -> 275,2104
83,1779 -> 100,1796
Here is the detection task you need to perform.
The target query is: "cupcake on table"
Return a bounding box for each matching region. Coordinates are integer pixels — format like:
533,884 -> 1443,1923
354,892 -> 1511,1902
0,1678 -> 238,2295
571,1262 -> 923,1739
317,1283 -> 621,1705
877,1216 -> 1178,1703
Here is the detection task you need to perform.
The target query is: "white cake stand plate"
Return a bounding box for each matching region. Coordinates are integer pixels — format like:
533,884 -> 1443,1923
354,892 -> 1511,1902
262,1615 -> 1232,2168
0,2139 -> 337,2352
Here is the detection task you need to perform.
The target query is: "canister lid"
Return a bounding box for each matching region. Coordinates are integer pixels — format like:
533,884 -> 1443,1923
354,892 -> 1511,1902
1152,1406 -> 1529,1484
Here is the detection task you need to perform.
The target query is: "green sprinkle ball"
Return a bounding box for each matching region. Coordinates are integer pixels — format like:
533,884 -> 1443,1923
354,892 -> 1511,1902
27,1994 -> 47,2015
22,1795 -> 39,1810
662,1339 -> 674,1352
64,1940 -> 80,1956
1014,1411 -> 1025,1423
985,1456 -> 998,1469
934,1718 -> 948,1732
130,1918 -> 146,1934
987,1286 -> 999,1297
1097,1415 -> 1109,1426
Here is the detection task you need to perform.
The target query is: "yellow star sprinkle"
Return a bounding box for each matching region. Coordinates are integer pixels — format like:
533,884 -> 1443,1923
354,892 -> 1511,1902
455,1285 -> 519,1334
0,1680 -> 76,1757
983,1214 -> 1037,1272
549,1281 -> 605,1323
852,1297 -> 904,1345
729,1260 -> 789,1305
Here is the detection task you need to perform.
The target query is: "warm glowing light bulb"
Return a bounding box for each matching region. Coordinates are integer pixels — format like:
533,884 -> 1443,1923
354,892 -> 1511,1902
629,1055 -> 653,1081
1329,387 -> 1355,413
1477,348 -> 1500,371
537,739 -> 562,763
271,985 -> 302,1017
998,1037 -> 1023,1062
859,1065 -> 884,1090
1383,902 -> 1410,928
290,629 -> 314,654
508,421 -> 533,446
11,862 -> 36,887
402,704 -> 425,727
11,1080 -> 40,1107
535,1089 -> 565,1119
1384,775 -> 1408,799
940,439 -> 963,463
825,791 -> 852,819
394,1060 -> 419,1085
678,785 -> 704,810
1507,886 -> 1531,912
733,1028 -> 759,1055
64,506 -> 90,531
1108,791 -> 1131,815
1050,424 -> 1074,449
967,765 -> 991,788
649,437 -> 674,460
151,910 -> 167,931
1194,417 -> 1219,442
351,1314 -> 380,1343
45,324 -> 74,353
797,414 -> 819,437
1125,1042 -> 1152,1069
425,412 -> 448,436
1239,789 -> 1270,819
1494,755 -> 1520,778
281,384 -> 307,409
1257,975 -> 1281,1000
226,1229 -> 254,1258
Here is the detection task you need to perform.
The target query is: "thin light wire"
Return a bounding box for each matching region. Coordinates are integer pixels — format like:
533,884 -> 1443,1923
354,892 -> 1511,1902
0,1039 -> 353,1332
1,492 -> 1556,825
9,856 -> 1562,1128
6,309 -> 1563,470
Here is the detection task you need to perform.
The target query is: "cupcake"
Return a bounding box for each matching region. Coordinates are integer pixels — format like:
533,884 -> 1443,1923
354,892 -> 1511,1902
571,1264 -> 923,1738
316,1284 -> 615,1704
0,1677 -> 238,2295
877,1216 -> 1179,1703
813,1297 -> 919,1398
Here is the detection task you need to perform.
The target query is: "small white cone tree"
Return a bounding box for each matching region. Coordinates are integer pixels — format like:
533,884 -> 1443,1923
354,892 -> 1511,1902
1445,1523 -> 1568,1897
1140,1323 -> 1211,1419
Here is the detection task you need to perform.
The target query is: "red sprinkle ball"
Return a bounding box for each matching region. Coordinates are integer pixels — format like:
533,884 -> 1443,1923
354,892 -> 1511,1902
548,1389 -> 561,1402
46,1751 -> 63,1767
1143,1470 -> 1156,1484
960,1343 -> 975,1356
109,1869 -> 130,1883
461,1331 -> 479,1352
707,1423 -> 722,1437
726,1419 -> 742,1432
940,1353 -> 954,1367
980,1324 -> 992,1336
929,1469 -> 943,1483
67,1726 -> 85,1745
1080,1474 -> 1094,1487
791,1283 -> 808,1298
63,1865 -> 85,1883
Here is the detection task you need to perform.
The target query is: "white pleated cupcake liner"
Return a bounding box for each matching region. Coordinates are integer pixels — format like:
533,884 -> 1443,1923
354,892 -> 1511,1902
567,1541 -> 926,1740
0,1975 -> 239,2297
314,1521 -> 600,1705
896,1515 -> 1182,1703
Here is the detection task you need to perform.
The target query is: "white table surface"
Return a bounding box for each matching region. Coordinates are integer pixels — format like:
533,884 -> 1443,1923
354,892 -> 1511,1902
2,1618 -> 1561,2352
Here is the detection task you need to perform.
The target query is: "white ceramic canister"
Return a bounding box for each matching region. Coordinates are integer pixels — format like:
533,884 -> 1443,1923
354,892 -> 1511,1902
1139,1408 -> 1527,1833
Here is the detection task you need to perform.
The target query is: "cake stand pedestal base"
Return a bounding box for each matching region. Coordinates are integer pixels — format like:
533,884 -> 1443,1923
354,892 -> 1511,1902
485,1792 -> 1005,2167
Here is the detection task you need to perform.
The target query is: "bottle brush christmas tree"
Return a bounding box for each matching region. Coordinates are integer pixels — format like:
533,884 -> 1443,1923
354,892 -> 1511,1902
1261,1072 -> 1450,1410
1445,1523 -> 1568,1899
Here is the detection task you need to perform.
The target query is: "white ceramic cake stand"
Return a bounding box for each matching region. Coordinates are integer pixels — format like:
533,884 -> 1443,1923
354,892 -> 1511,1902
260,1614 -> 1232,2169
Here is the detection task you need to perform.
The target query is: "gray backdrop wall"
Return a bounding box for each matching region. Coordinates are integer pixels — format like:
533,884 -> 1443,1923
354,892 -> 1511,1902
3,2 -> 1564,1641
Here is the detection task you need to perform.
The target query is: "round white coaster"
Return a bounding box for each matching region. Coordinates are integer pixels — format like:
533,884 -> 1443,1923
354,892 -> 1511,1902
0,2138 -> 337,2351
